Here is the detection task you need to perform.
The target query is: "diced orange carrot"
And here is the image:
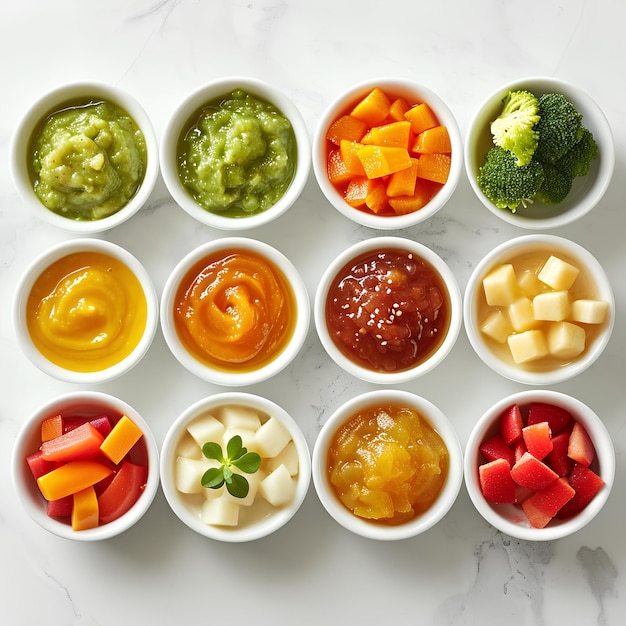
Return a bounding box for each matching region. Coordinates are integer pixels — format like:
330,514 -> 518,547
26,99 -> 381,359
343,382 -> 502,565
387,158 -> 419,197
415,153 -> 451,184
388,97 -> 411,122
361,120 -> 412,149
41,423 -> 105,463
344,177 -> 371,207
37,460 -> 113,501
100,415 -> 143,465
339,140 -> 367,176
326,114 -> 368,145
357,145 -> 412,179
365,179 -> 389,213
388,179 -> 441,215
404,102 -> 439,134
412,125 -> 451,154
71,486 -> 99,531
350,88 -> 391,126
41,414 -> 63,442
327,149 -> 353,184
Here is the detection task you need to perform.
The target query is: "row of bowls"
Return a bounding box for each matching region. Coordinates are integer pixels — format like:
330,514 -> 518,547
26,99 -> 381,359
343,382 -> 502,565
9,75 -> 615,234
12,386 -> 614,543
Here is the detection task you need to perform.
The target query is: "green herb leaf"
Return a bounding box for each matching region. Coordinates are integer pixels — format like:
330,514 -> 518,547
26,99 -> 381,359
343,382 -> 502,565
226,435 -> 244,460
232,451 -> 262,474
227,473 -> 250,498
222,465 -> 233,483
201,467 -> 225,489
202,441 -> 224,462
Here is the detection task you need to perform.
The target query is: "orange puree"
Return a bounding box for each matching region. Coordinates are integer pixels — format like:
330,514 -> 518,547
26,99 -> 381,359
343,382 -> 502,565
173,249 -> 295,371
328,404 -> 448,525
26,252 -> 147,372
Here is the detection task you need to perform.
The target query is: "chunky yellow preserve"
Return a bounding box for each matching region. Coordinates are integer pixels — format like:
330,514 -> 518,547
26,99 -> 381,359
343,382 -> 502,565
26,251 -> 147,372
328,404 -> 449,525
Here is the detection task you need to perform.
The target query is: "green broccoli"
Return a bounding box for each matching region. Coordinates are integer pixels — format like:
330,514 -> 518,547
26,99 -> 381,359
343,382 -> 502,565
534,93 -> 584,163
490,90 -> 540,166
477,146 -> 545,212
535,162 -> 573,205
554,128 -> 598,178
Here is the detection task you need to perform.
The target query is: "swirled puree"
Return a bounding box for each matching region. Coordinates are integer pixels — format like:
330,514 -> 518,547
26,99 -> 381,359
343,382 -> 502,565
174,249 -> 296,372
26,252 -> 148,372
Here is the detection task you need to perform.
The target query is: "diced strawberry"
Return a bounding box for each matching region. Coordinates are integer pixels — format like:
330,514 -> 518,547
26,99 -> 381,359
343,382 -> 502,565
499,403 -> 524,445
568,422 -> 596,467
522,422 -> 553,460
479,433 -> 516,466
479,458 -> 517,504
521,477 -> 575,528
527,402 -> 572,434
513,439 -> 527,462
510,452 -> 559,491
47,495 -> 73,519
556,463 -> 605,519
546,432 -> 574,477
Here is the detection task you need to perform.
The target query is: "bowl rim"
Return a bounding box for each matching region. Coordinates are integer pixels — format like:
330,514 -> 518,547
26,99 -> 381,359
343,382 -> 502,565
13,238 -> 159,384
160,236 -> 310,386
11,390 -> 160,541
9,80 -> 159,233
159,76 -> 311,231
159,391 -> 312,542
312,76 -> 463,230
314,236 -> 462,384
311,389 -> 463,540
463,389 -> 615,541
463,233 -> 615,385
464,75 -> 615,230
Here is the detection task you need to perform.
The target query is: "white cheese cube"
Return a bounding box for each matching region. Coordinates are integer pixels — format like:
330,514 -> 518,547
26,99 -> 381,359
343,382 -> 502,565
508,297 -> 538,332
547,321 -> 586,359
259,464 -> 296,507
517,269 -> 549,298
223,428 -> 258,453
218,405 -> 262,431
483,264 -> 519,306
537,255 -> 579,291
201,497 -> 240,526
186,415 -> 225,449
175,456 -> 215,494
480,309 -> 513,344
507,329 -> 548,363
533,290 -> 571,321
571,299 -> 609,324
253,416 -> 292,458
176,432 -> 202,459
265,441 -> 300,476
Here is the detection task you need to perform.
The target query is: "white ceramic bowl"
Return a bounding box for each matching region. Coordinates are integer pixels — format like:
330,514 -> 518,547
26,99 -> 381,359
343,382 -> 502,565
465,76 -> 614,229
13,238 -> 159,384
464,234 -> 614,385
312,389 -> 463,541
10,81 -> 159,233
314,236 -> 462,384
312,77 -> 462,230
161,237 -> 309,386
160,77 -> 310,230
12,391 -> 160,541
160,392 -> 311,542
464,389 -> 614,541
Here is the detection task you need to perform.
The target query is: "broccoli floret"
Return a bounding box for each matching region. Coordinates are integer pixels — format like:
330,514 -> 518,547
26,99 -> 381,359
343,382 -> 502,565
477,146 -> 545,212
535,162 -> 573,205
554,128 -> 599,178
534,93 -> 584,164
490,90 -> 540,166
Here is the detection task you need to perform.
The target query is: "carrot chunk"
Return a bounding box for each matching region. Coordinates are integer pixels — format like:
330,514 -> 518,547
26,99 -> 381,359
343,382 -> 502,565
41,414 -> 63,442
357,145 -> 412,179
415,153 -> 451,184
412,125 -> 451,154
404,102 -> 439,134
326,114 -> 368,145
350,87 -> 391,126
387,158 -> 419,197
361,120 -> 412,149
37,460 -> 113,501
71,486 -> 99,531
100,415 -> 144,465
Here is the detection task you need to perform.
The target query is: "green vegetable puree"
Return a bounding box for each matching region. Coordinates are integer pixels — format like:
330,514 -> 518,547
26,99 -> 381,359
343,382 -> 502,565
177,89 -> 297,217
30,100 -> 147,221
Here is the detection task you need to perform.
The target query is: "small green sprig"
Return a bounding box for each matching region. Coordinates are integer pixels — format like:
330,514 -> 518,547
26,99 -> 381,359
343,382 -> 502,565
201,435 -> 261,498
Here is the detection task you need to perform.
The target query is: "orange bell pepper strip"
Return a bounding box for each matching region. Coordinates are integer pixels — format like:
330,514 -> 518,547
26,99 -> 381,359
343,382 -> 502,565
37,460 -> 113,501
71,486 -> 99,531
100,415 -> 144,465
41,422 -> 105,463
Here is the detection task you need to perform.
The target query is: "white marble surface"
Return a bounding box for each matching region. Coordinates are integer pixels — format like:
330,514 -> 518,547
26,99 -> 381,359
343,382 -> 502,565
1,1 -> 624,624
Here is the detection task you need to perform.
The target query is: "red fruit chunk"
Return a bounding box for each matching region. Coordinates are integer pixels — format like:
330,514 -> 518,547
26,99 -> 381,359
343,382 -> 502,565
546,432 -> 574,477
499,403 -> 524,445
98,461 -> 148,525
26,450 -> 57,480
510,452 -> 559,491
521,477 -> 575,528
64,414 -> 113,438
568,422 -> 595,467
527,402 -> 572,434
522,422 -> 553,460
513,439 -> 527,463
41,423 -> 105,463
556,463 -> 605,519
479,433 -> 516,466
47,495 -> 73,519
479,458 -> 517,504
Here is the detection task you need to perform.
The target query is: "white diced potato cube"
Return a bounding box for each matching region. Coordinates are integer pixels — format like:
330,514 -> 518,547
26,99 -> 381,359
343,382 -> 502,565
517,269 -> 549,298
253,416 -> 292,458
265,441 -> 300,476
537,255 -> 579,291
221,469 -> 266,507
259,464 -> 295,507
175,456 -> 215,494
186,415 -> 225,448
508,297 -> 538,332
223,428 -> 258,453
571,299 -> 609,324
507,329 -> 548,363
176,432 -> 202,459
480,309 -> 513,344
547,321 -> 586,359
218,405 -> 262,431
483,264 -> 519,306
533,290 -> 571,321
201,497 -> 240,527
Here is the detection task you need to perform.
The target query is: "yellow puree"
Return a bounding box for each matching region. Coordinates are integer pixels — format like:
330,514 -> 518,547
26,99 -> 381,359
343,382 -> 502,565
27,251 -> 147,372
